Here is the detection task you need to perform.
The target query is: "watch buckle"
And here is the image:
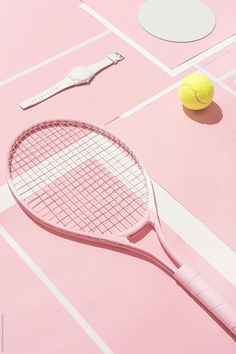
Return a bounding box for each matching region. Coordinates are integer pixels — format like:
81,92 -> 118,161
108,52 -> 125,64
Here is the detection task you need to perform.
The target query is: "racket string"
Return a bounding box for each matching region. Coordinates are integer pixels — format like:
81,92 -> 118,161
50,161 -> 146,232
13,128 -> 105,190
12,130 -> 92,192
9,121 -> 149,235
12,131 -> 92,226
15,137 -> 147,209
12,125 -> 146,202
11,124 -> 91,177
87,132 -> 148,199
46,168 -> 143,233
13,154 -> 145,233
14,153 -> 146,217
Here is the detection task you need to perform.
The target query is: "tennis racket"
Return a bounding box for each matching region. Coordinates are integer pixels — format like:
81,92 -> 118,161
6,119 -> 236,335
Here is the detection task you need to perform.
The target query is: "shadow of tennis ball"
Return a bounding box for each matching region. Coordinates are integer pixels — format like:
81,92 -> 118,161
183,102 -> 223,124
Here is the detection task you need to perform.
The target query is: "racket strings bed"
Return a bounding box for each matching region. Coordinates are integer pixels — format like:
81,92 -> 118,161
12,160 -> 146,234
8,120 -> 149,235
11,127 -> 93,176
10,122 -> 145,192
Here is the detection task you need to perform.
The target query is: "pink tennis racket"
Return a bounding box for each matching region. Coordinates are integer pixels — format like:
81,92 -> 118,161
6,119 -> 236,335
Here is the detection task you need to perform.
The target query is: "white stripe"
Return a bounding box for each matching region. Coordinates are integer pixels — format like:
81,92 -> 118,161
13,132 -> 102,200
9,131 -> 146,203
0,31 -> 110,87
80,4 -> 236,78
172,35 -> 236,76
217,68 -> 236,82
217,81 -> 236,97
1,172 -> 235,285
1,133 -> 107,209
117,71 -> 236,284
0,184 -> 15,212
153,182 -> 236,286
0,225 -> 113,354
195,64 -> 236,97
120,66 -> 236,121
120,81 -> 180,119
80,3 -> 173,76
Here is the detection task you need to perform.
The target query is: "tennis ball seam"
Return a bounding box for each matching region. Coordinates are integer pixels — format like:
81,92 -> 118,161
180,83 -> 212,105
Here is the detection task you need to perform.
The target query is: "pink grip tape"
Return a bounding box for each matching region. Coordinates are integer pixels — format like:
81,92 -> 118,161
174,264 -> 236,336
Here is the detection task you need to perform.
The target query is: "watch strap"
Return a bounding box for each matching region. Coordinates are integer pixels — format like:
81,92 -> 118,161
20,53 -> 125,109
20,77 -> 74,109
88,57 -> 113,76
88,52 -> 124,76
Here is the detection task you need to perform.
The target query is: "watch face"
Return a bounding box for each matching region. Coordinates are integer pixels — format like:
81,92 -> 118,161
68,66 -> 92,82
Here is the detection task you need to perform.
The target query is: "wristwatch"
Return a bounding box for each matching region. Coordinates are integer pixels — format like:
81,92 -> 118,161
20,52 -> 125,109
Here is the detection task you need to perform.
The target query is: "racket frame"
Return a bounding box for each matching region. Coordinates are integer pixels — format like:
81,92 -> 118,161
6,119 -> 155,244
5,119 -> 236,336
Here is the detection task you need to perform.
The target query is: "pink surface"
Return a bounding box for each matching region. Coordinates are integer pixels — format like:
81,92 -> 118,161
108,84 -> 236,251
1,0 -> 236,352
0,33 -> 176,185
224,74 -> 236,91
0,0 -> 105,80
202,42 -> 236,91
202,42 -> 236,77
0,235 -> 102,354
1,206 -> 235,353
83,0 -> 236,68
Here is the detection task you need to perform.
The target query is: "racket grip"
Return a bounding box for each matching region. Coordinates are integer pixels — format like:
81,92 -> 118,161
174,264 -> 236,336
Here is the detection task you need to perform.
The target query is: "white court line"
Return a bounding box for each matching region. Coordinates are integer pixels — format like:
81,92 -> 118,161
0,31 -> 110,87
1,172 -> 235,286
217,67 -> 236,82
0,225 -> 113,354
172,35 -> 236,76
0,184 -> 15,212
120,81 -> 180,119
118,78 -> 236,285
118,63 -> 236,121
195,64 -> 236,96
153,182 -> 236,286
80,3 -> 173,76
80,3 -> 236,77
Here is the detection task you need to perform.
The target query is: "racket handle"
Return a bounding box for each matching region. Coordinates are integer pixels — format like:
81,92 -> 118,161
174,264 -> 236,336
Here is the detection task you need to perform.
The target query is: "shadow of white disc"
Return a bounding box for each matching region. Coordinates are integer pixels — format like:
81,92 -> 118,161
138,0 -> 216,42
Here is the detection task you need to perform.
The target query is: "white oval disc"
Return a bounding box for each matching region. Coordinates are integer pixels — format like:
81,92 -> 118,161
138,0 -> 216,42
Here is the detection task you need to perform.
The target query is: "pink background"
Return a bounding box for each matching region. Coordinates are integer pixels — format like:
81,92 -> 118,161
0,0 -> 105,80
201,42 -> 236,77
108,84 -> 236,251
83,0 -> 236,68
1,0 -> 236,352
0,33 -> 177,185
1,206 -> 235,353
1,233 -> 102,354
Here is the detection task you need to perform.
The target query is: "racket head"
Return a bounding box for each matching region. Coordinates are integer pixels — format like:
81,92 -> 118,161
6,119 -> 153,243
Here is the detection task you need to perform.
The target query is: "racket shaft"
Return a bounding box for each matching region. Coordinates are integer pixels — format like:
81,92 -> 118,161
174,264 -> 236,335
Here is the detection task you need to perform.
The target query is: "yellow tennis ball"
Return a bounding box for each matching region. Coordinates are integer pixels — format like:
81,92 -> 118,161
178,73 -> 214,110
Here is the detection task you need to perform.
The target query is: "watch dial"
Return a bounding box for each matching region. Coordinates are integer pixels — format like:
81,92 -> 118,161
69,66 -> 92,81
